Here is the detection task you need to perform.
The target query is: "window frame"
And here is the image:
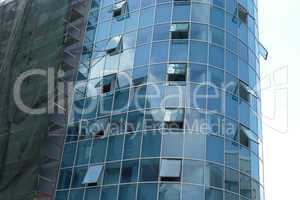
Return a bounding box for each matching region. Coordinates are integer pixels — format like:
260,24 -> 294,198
159,159 -> 182,181
167,63 -> 187,82
170,23 -> 190,39
82,165 -> 104,186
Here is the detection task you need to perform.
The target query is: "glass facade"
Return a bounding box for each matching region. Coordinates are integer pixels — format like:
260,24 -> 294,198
56,0 -> 265,200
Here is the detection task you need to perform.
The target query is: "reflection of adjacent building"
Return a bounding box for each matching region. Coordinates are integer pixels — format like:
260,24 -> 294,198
0,0 -> 89,199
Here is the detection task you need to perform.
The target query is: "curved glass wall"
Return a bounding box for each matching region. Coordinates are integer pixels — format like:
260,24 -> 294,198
56,0 -> 265,200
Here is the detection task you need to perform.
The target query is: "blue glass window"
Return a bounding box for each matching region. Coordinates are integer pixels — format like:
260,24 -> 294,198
113,89 -> 129,112
208,66 -> 224,88
153,24 -> 170,41
162,131 -> 183,157
55,191 -> 68,200
57,168 -> 72,189
71,167 -> 87,188
205,163 -> 224,188
207,87 -> 224,114
137,27 -> 153,45
123,132 -> 142,159
103,162 -> 121,185
190,41 -> 208,63
151,41 -> 169,64
106,135 -> 124,161
139,7 -> 155,28
184,132 -> 205,159
144,109 -> 164,129
183,160 -> 204,184
119,184 -> 137,200
127,111 -> 144,132
142,130 -> 161,157
191,23 -> 208,41
189,64 -> 206,83
185,109 -> 206,132
75,140 -> 91,165
91,138 -> 107,163
170,41 -> 188,61
211,7 -> 225,28
137,184 -> 158,200
125,11 -> 139,31
209,45 -> 224,68
182,185 -> 204,200
134,44 -> 150,66
165,86 -> 185,107
225,50 -> 238,76
225,139 -> 239,169
155,3 -> 172,23
101,186 -> 118,200
207,113 -> 224,136
69,189 -> 84,200
191,3 -> 209,24
85,188 -> 100,200
210,27 -> 224,46
173,3 -> 190,22
226,93 -> 238,120
240,174 -> 251,198
206,135 -> 224,164
146,84 -> 165,108
61,143 -> 76,167
129,86 -> 146,110
148,64 -> 166,83
110,113 -> 126,135
139,159 -> 159,182
159,184 -> 181,200
205,188 -> 223,200
121,160 -> 139,183
225,167 -> 239,193
187,84 -> 206,109
132,66 -> 148,86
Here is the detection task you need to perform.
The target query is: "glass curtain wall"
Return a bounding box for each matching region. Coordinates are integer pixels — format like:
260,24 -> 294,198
56,0 -> 264,200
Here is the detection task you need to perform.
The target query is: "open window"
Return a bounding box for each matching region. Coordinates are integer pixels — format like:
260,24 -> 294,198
102,73 -> 116,94
167,63 -> 187,82
238,4 -> 248,24
239,125 -> 255,148
82,165 -> 103,186
238,81 -> 256,103
164,108 -> 185,129
159,159 -> 182,181
106,36 -> 123,55
112,0 -> 128,18
258,42 -> 268,60
89,118 -> 110,138
170,23 -> 189,39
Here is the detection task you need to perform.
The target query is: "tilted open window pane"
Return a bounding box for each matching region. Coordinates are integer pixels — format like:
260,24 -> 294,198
102,74 -> 116,94
106,36 -> 123,55
238,81 -> 256,102
167,63 -> 187,81
86,118 -> 110,138
259,42 -> 268,60
239,125 -> 256,148
113,1 -> 127,17
82,165 -> 103,185
159,159 -> 182,181
164,108 -> 184,129
238,4 -> 248,24
170,23 -> 189,39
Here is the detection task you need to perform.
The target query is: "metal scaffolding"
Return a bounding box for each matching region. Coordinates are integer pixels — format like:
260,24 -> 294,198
0,0 -> 90,199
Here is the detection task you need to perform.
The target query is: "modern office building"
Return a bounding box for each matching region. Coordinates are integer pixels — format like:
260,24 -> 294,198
56,0 -> 268,200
